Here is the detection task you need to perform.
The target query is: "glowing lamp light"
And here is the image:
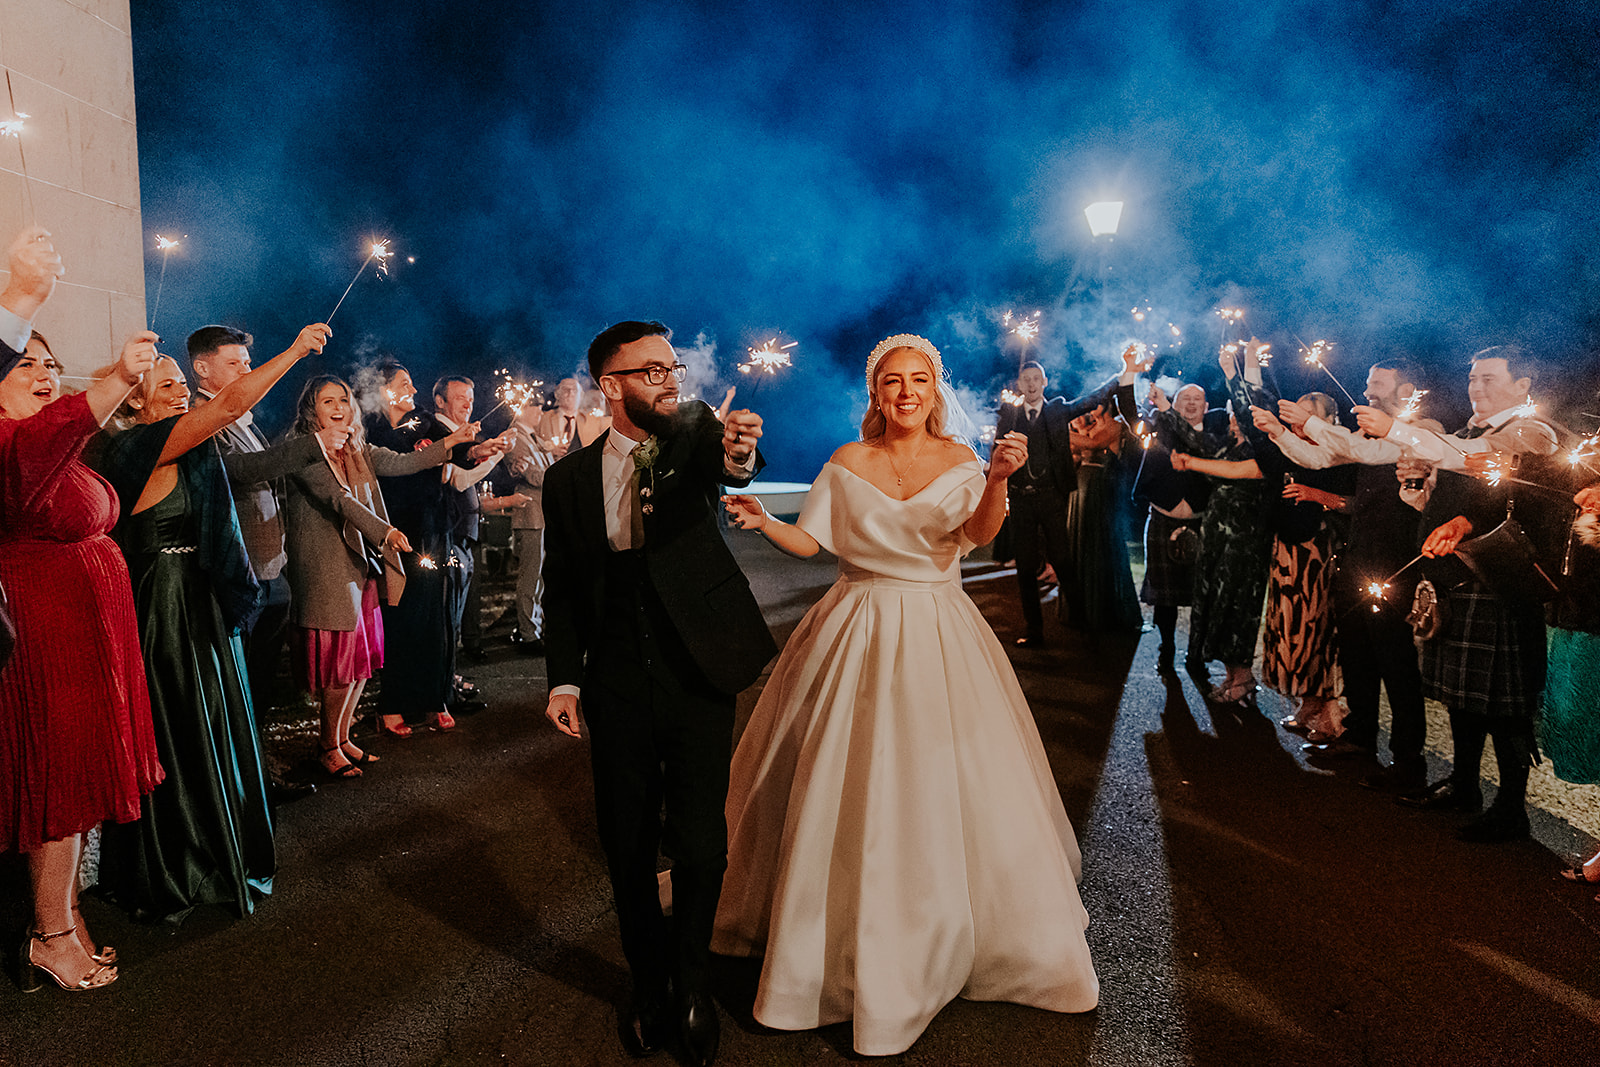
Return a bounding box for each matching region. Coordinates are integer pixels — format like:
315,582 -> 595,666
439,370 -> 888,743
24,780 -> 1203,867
1084,201 -> 1124,237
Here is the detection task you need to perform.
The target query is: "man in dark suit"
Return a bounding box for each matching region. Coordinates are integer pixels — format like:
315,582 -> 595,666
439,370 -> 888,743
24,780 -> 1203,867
994,348 -> 1143,646
543,320 -> 776,1066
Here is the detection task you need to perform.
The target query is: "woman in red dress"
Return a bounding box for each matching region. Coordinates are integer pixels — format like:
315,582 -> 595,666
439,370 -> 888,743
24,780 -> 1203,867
0,329 -> 160,992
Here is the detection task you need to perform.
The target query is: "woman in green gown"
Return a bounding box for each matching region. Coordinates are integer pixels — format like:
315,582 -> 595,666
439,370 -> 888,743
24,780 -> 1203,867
97,327 -> 328,921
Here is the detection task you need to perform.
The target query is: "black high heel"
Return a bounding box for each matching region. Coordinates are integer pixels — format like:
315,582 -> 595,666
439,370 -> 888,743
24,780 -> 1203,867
19,928 -> 117,993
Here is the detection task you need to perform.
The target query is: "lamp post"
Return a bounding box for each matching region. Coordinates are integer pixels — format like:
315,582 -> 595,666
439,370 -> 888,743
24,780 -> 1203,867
1084,201 -> 1124,238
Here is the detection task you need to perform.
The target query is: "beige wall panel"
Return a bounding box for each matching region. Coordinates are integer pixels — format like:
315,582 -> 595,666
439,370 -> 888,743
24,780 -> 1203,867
0,0 -> 137,124
0,0 -> 142,375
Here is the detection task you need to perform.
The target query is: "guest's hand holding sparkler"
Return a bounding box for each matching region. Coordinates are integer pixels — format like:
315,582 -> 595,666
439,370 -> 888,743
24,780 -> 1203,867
382,527 -> 412,554
1120,343 -> 1153,376
1,226 -> 63,319
1353,405 -> 1395,439
1148,384 -> 1171,411
1276,398 -> 1313,430
465,429 -> 512,462
1463,450 -> 1503,480
1421,515 -> 1473,557
724,409 -> 763,464
83,330 -> 159,423
1217,346 -> 1238,380
288,323 -> 332,360
1169,451 -> 1193,471
988,431 -> 1029,481
315,421 -> 353,453
1251,404 -> 1287,437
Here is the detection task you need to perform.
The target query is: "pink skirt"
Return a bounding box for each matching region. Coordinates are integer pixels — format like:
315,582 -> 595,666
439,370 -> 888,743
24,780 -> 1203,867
293,580 -> 385,690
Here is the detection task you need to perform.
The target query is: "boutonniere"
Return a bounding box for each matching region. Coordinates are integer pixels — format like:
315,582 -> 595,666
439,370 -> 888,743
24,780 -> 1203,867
632,435 -> 660,473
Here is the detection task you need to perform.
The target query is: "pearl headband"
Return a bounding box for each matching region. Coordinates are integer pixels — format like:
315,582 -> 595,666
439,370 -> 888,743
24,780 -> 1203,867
865,333 -> 943,392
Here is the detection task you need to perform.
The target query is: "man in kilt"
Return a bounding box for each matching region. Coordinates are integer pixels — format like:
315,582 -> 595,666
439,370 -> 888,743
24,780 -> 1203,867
1355,346 -> 1560,842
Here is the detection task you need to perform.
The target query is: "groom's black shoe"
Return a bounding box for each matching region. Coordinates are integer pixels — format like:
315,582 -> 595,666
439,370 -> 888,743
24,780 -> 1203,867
621,992 -> 670,1057
680,992 -> 720,1067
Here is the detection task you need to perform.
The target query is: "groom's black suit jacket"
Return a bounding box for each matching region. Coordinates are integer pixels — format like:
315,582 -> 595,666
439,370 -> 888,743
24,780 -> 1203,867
542,400 -> 777,697
994,375 -> 1136,500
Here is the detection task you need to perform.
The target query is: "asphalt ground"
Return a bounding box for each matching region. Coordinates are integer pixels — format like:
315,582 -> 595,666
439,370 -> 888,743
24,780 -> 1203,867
3,536 -> 1598,1066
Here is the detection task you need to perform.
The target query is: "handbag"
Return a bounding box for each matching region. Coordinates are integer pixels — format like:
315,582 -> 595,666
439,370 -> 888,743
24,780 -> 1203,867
1454,517 -> 1560,602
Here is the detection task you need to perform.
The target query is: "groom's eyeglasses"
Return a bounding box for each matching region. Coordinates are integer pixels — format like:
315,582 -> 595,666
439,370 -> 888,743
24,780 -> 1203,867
605,363 -> 688,387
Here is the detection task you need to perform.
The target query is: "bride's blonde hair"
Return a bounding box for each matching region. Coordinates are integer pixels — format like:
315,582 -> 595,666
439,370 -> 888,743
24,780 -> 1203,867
860,334 -> 953,443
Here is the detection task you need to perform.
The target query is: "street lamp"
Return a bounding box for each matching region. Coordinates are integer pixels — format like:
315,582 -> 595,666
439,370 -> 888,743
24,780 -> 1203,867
1084,201 -> 1123,237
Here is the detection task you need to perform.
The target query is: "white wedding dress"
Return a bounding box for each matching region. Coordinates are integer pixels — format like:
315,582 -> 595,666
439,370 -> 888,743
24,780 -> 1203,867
712,459 -> 1098,1056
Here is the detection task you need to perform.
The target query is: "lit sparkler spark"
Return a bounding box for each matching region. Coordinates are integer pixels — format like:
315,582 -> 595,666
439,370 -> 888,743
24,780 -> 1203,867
1131,307 -> 1146,322
1216,308 -> 1244,324
1298,338 -> 1358,406
483,375 -> 544,420
0,112 -> 26,138
327,239 -> 396,324
1000,388 -> 1025,407
415,555 -> 438,570
1011,312 -> 1041,342
1364,553 -> 1426,612
148,232 -> 187,334
589,406 -> 606,417
1248,340 -> 1273,366
739,338 -> 797,376
1568,433 -> 1600,470
401,417 -> 420,430
1510,397 -> 1540,421
1169,324 -> 1182,337
1398,389 -> 1429,421
979,424 -> 997,445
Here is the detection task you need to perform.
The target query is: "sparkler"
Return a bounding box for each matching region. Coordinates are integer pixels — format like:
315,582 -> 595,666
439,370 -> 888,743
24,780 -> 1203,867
415,555 -> 438,570
481,374 -> 544,421
3,70 -> 33,221
326,240 -> 394,324
1297,338 -> 1358,406
148,234 -> 185,333
739,338 -> 797,377
1364,554 -> 1426,613
1000,388 -> 1025,407
1010,312 -> 1041,343
1397,389 -> 1429,421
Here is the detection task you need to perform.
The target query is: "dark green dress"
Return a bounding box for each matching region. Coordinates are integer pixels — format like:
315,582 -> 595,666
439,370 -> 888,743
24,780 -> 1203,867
102,477 -> 275,920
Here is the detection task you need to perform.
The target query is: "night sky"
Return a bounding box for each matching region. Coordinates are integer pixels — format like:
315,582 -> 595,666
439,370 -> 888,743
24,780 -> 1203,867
131,0 -> 1600,480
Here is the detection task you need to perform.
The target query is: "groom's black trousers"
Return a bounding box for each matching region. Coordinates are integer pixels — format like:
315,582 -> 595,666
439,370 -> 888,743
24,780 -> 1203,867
583,548 -> 734,1004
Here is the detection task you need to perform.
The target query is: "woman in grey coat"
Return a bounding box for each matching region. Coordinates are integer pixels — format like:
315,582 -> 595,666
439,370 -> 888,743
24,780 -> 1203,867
283,375 -> 475,777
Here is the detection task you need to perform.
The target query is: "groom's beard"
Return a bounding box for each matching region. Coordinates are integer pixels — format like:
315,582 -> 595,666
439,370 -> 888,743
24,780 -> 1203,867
624,391 -> 681,438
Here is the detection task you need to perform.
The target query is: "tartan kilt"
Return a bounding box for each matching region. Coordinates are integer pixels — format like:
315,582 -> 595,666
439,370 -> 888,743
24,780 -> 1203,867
1421,579 -> 1547,718
1140,509 -> 1199,607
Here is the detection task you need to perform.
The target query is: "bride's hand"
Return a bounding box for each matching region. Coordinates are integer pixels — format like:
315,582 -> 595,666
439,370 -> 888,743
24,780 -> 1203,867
722,494 -> 768,530
988,431 -> 1028,480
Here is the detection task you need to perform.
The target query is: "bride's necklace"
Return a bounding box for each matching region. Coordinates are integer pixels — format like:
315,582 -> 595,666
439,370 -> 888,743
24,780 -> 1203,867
884,434 -> 929,486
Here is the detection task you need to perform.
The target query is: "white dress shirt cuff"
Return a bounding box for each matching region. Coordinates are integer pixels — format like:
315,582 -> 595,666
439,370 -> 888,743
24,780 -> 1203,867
0,304 -> 31,355
723,447 -> 757,479
446,452 -> 502,489
1385,420 -> 1469,470
551,684 -> 581,700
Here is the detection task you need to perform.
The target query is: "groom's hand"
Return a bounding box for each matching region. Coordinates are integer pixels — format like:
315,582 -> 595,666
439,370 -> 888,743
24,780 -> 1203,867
546,692 -> 583,738
723,409 -> 762,465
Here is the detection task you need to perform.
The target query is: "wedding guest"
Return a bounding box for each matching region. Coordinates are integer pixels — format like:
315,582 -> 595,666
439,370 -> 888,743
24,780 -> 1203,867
189,324 -> 326,801
1154,353 -> 1271,704
504,401 -> 556,653
1,298 -> 160,988
715,335 -> 1098,1057
96,325 -> 328,920
993,353 -> 1142,648
1062,403 -> 1142,632
284,376 -> 471,777
1135,383 -> 1212,670
1550,482 -> 1600,893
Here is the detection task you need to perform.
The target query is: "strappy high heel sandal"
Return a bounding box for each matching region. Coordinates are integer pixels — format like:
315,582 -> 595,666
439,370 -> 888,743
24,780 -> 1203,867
71,905 -> 115,966
319,745 -> 362,779
341,741 -> 379,766
19,928 -> 118,993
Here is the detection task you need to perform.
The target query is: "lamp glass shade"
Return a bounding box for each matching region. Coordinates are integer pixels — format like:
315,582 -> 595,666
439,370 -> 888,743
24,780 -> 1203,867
1084,201 -> 1124,236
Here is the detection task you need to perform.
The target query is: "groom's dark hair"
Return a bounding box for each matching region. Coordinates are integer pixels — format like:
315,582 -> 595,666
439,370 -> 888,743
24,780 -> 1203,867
587,320 -> 671,382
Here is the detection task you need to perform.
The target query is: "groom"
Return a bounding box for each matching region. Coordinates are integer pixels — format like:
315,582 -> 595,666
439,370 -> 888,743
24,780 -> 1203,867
543,320 -> 778,1065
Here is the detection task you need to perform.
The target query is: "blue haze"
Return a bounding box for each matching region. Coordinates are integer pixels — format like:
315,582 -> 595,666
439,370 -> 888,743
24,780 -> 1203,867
132,0 -> 1600,479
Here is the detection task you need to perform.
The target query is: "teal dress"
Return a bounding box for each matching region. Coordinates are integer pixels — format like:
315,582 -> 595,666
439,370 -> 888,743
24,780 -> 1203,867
101,477 -> 274,920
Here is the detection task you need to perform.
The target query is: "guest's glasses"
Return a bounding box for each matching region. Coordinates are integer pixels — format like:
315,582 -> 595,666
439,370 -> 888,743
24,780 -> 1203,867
606,363 -> 688,386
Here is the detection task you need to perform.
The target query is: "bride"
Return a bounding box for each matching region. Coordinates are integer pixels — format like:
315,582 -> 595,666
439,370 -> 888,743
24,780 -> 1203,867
713,334 -> 1099,1056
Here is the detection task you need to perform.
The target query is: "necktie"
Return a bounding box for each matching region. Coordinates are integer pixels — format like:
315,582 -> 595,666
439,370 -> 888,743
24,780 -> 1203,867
563,415 -> 574,443
1026,407 -> 1038,425
629,436 -> 659,547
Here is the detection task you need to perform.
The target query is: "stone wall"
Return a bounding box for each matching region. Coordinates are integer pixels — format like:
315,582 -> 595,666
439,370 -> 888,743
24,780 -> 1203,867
0,0 -> 142,373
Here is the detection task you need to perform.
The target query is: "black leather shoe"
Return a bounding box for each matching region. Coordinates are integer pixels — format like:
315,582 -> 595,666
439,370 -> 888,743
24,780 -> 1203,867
620,998 -> 669,1058
1359,761 -> 1428,793
1396,779 -> 1482,813
680,992 -> 720,1067
1456,807 -> 1530,843
268,778 -> 317,805
1015,634 -> 1046,648
516,636 -> 545,656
